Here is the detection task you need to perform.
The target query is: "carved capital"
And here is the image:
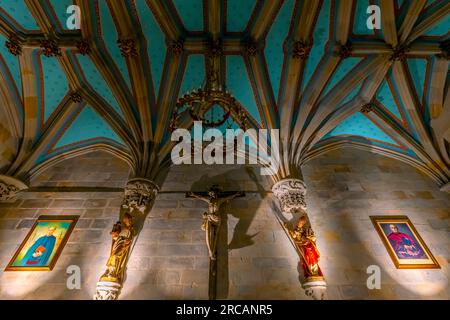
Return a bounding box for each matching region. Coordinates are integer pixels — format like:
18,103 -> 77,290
272,179 -> 307,213
170,39 -> 184,55
207,40 -> 223,58
361,103 -> 374,114
40,39 -> 62,57
5,35 -> 22,56
93,281 -> 122,300
122,178 -> 159,214
303,280 -> 327,300
244,40 -> 258,57
69,92 -> 82,103
336,42 -> 352,59
0,176 -> 27,201
437,40 -> 449,60
76,40 -> 91,55
292,40 -> 312,59
440,182 -> 450,194
389,44 -> 409,61
117,39 -> 137,58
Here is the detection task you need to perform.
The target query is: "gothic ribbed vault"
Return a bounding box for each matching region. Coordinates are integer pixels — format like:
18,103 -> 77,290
0,0 -> 449,186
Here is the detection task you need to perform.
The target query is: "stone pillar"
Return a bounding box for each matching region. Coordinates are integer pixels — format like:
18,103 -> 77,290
93,178 -> 159,300
0,175 -> 27,201
272,178 -> 327,300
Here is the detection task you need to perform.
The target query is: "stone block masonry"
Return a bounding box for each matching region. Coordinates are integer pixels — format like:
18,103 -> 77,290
0,149 -> 448,299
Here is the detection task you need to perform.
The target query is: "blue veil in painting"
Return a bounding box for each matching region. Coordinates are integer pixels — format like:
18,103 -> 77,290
20,233 -> 56,266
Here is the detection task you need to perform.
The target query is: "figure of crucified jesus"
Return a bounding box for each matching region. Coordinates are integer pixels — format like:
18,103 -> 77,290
187,186 -> 244,260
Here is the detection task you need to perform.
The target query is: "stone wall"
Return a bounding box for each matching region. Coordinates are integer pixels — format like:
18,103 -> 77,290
30,151 -> 130,188
0,148 -> 448,299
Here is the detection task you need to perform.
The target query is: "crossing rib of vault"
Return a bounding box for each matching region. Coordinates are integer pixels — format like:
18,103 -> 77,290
0,0 -> 449,192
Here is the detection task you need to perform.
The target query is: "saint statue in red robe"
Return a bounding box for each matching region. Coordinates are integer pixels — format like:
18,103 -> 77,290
289,216 -> 323,280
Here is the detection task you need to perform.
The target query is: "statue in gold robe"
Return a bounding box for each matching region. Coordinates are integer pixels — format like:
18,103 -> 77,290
100,212 -> 134,283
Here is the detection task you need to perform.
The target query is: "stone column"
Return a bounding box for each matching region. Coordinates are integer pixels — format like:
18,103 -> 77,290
0,175 -> 27,201
93,178 -> 159,300
272,178 -> 327,300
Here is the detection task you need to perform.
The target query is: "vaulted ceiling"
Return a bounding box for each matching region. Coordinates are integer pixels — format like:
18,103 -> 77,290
0,0 -> 449,186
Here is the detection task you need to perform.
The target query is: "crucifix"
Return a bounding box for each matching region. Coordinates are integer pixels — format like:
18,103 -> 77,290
186,185 -> 245,300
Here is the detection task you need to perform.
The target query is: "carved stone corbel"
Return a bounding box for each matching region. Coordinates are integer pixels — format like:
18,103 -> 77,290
121,178 -> 159,214
0,175 -> 28,201
440,182 -> 450,194
272,178 -> 307,213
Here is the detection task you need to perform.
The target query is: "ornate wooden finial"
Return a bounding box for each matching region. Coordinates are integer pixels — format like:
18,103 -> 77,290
244,39 -> 258,57
70,92 -> 82,103
208,40 -> 223,58
437,40 -> 449,60
117,39 -> 137,58
361,103 -> 374,114
337,42 -> 352,59
389,44 -> 409,61
40,38 -> 62,57
5,35 -> 22,56
292,40 -> 312,59
170,39 -> 184,55
76,40 -> 91,55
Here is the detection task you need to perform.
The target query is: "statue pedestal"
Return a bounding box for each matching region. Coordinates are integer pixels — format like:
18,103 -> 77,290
93,281 -> 122,300
302,280 -> 327,300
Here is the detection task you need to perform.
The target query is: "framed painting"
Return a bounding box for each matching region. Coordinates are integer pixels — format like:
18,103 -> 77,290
5,215 -> 78,271
370,216 -> 440,269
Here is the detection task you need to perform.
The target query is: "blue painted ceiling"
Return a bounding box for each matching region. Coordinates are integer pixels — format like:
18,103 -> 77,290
0,0 -> 448,172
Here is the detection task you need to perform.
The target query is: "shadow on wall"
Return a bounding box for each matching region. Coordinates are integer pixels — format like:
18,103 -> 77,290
187,167 -> 269,299
303,142 -> 449,299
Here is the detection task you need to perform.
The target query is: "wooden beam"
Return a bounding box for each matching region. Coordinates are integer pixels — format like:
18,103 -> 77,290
392,61 -> 449,176
249,0 -> 283,40
245,51 -> 277,129
304,57 -> 392,155
24,0 -> 53,33
398,0 -> 427,43
300,56 -> 386,151
379,0 -> 398,46
335,0 -> 354,44
406,1 -> 450,44
147,0 -> 183,39
370,104 -> 449,182
15,99 -> 84,176
0,58 -> 22,140
290,54 -> 340,154
108,0 -> 154,145
0,16 -> 81,48
276,0 -> 321,177
206,0 -> 221,39
6,48 -> 39,176
429,56 -> 449,120
153,51 -> 187,145
57,54 -> 140,157
74,0 -> 141,143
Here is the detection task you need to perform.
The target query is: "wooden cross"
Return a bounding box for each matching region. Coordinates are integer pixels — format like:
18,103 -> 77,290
186,185 -> 245,300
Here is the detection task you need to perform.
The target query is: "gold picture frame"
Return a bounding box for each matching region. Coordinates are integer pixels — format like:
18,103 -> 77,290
5,215 -> 79,271
370,215 -> 440,269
